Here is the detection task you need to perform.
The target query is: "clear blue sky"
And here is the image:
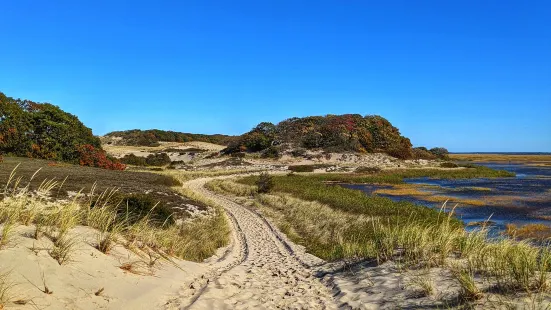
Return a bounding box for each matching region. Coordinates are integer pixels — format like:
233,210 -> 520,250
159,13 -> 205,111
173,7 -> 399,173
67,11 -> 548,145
1,1 -> 550,152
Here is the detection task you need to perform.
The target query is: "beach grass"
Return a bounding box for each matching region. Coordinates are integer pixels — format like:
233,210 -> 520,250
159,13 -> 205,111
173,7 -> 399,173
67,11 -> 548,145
0,165 -> 230,263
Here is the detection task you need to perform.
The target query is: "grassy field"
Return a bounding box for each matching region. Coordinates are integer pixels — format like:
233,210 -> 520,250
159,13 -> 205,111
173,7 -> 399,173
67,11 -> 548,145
272,165 -> 515,185
450,153 -> 551,164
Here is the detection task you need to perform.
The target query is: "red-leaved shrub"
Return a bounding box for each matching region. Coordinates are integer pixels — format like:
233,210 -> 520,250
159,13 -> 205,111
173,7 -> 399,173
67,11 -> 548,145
77,144 -> 126,171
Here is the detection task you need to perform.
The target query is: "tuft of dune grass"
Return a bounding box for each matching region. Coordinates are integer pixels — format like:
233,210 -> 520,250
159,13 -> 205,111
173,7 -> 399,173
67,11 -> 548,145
0,165 -> 230,263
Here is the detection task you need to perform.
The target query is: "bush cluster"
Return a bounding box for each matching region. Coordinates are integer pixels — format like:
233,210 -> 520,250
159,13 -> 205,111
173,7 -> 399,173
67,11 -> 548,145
355,166 -> 382,174
120,154 -> 147,166
412,146 -> 450,160
256,172 -> 274,193
0,92 -> 102,162
77,144 -> 126,171
0,91 -> 124,170
145,153 -> 171,166
261,146 -> 281,159
440,162 -> 459,168
288,165 -> 315,173
104,129 -> 237,146
222,114 -> 417,159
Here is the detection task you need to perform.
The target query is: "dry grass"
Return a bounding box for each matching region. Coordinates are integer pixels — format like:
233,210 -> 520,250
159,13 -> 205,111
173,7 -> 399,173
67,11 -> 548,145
407,270 -> 435,297
505,224 -> 551,241
0,165 -> 230,264
449,153 -> 551,163
451,265 -> 483,301
49,235 -> 79,265
372,184 -> 486,206
0,270 -> 16,307
164,169 -> 256,183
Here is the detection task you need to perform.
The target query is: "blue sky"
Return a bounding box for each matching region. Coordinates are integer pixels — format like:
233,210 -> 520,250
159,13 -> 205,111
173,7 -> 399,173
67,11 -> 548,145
1,1 -> 550,152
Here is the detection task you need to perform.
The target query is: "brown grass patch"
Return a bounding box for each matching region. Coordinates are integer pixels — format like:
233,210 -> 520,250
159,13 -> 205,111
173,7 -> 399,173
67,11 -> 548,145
450,153 -> 551,164
373,184 -> 486,206
505,223 -> 551,241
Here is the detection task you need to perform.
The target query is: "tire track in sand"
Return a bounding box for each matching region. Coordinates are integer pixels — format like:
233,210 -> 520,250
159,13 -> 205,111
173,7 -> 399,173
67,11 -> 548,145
170,176 -> 337,310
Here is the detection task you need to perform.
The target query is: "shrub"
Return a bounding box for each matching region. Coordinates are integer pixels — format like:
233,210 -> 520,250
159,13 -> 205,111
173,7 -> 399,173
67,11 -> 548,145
288,165 -> 315,173
261,146 -> 281,159
120,154 -> 147,166
429,147 -> 450,160
440,162 -> 459,168
387,141 -> 414,159
77,144 -> 126,171
145,153 -> 171,166
256,172 -> 274,193
355,166 -> 382,174
412,147 -> 437,160
290,148 -> 307,157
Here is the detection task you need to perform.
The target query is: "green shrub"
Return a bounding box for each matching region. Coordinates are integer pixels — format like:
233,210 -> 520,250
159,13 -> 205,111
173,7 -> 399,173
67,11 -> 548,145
288,165 -> 315,172
261,146 -> 281,159
412,147 -> 437,160
145,153 -> 171,166
355,166 -> 382,174
440,162 -> 459,168
256,172 -> 274,193
430,147 -> 450,160
120,154 -> 147,166
152,175 -> 182,187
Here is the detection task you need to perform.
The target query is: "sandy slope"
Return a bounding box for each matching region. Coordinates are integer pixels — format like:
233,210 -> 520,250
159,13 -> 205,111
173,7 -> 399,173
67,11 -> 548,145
165,177 -> 337,309
0,226 -> 207,310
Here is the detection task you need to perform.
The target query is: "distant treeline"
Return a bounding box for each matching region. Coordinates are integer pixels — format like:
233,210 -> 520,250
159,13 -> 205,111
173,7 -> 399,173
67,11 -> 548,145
104,129 -> 237,147
0,92 -> 124,170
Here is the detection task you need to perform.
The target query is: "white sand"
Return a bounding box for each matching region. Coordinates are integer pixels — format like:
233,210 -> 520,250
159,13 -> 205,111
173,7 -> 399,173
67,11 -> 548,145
0,225 -> 207,310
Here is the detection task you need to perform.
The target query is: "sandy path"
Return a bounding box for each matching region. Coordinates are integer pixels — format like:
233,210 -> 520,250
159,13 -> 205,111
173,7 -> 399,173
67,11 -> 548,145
168,177 -> 337,310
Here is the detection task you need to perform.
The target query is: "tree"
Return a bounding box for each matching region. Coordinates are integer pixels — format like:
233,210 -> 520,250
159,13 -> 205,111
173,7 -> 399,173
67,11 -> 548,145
0,91 -> 123,170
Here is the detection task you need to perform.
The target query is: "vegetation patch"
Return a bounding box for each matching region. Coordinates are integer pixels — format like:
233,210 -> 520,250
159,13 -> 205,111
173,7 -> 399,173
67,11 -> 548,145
505,223 -> 551,241
0,163 -> 229,262
210,176 -> 551,305
440,162 -> 459,168
372,184 -> 486,206
0,92 -> 124,170
0,157 -> 197,220
239,174 -> 452,225
287,164 -> 332,173
104,129 -> 236,147
221,115 -> 448,159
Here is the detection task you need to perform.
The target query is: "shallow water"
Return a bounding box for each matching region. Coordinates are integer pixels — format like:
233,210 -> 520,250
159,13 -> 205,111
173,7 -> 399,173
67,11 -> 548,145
342,162 -> 551,233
